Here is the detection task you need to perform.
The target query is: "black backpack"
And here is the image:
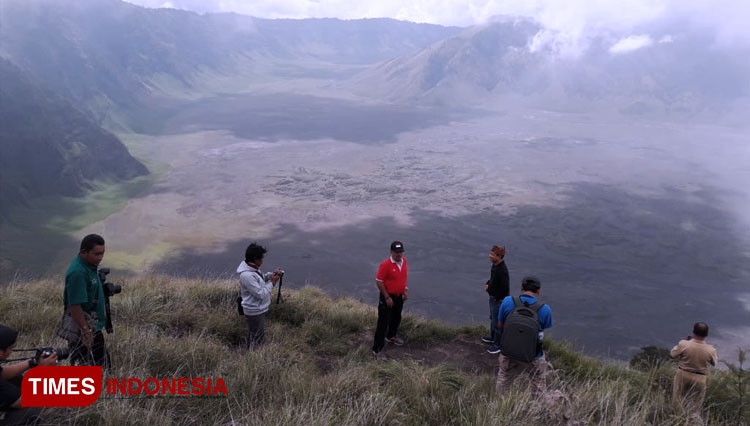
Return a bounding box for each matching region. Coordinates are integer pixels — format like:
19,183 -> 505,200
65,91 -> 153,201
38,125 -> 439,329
236,294 -> 244,316
499,296 -> 544,362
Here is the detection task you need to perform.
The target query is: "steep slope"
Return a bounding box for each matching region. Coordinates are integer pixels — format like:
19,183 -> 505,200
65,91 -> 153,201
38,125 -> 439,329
0,59 -> 148,215
0,279 -> 744,424
351,18 -> 544,106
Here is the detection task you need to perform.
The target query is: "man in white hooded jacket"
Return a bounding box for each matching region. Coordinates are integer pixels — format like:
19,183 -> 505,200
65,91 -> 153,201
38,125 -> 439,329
237,242 -> 281,349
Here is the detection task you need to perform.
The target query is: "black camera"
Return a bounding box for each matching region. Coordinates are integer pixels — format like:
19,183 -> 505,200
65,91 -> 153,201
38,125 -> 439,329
98,268 -> 122,297
1,347 -> 71,365
97,268 -> 120,334
36,347 -> 70,361
274,269 -> 285,276
103,282 -> 122,297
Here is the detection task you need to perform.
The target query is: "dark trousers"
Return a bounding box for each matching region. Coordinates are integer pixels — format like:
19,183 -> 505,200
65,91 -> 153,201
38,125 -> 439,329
372,293 -> 404,353
489,296 -> 502,346
69,331 -> 110,370
0,376 -> 40,426
245,313 -> 267,349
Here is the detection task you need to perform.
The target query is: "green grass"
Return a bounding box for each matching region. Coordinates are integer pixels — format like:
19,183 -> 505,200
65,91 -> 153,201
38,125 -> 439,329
0,174 -> 155,281
2,169 -> 153,237
1,277 -> 747,425
42,177 -> 153,234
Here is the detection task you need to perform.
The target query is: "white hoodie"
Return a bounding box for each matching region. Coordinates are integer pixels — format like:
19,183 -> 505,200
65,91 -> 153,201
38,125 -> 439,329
236,261 -> 275,316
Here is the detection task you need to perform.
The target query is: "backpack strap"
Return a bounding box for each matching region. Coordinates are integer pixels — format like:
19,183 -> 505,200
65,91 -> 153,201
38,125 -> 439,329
527,300 -> 544,312
239,269 -> 265,280
519,295 -> 544,312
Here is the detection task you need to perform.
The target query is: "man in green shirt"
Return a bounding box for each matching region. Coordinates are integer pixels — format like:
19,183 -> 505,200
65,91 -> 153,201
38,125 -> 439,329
63,234 -> 110,368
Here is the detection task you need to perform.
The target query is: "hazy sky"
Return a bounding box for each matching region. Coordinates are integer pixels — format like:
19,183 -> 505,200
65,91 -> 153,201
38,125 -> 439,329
124,0 -> 749,48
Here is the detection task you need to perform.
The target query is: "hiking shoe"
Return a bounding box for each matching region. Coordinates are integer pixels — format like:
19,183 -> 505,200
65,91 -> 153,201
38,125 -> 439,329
481,335 -> 494,344
487,345 -> 502,354
386,336 -> 404,346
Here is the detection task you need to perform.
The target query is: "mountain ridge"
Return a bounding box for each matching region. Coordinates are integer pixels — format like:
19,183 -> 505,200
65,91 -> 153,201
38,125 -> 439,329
0,59 -> 148,217
348,18 -> 750,117
0,0 -> 462,128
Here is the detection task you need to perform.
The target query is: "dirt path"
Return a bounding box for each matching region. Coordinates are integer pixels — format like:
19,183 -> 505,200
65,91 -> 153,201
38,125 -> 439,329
349,332 -> 499,375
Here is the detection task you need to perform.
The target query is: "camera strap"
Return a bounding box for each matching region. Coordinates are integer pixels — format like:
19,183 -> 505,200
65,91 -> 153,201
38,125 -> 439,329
92,269 -> 101,307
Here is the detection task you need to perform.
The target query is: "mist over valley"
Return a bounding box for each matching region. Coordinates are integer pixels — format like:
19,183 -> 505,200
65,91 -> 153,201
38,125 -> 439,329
1,0 -> 748,360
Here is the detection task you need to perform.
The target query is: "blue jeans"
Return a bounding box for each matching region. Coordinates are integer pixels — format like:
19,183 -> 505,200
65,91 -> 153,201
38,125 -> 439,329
489,297 -> 502,346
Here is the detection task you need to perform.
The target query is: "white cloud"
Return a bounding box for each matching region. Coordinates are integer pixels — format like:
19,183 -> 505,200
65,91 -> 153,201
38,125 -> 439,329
609,35 -> 654,54
658,35 -> 673,44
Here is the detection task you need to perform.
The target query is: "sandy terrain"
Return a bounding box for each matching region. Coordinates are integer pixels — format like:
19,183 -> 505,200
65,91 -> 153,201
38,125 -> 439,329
70,98 -> 750,360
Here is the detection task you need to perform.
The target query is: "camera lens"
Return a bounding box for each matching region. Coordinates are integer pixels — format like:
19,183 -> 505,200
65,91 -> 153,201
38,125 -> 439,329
55,348 -> 70,361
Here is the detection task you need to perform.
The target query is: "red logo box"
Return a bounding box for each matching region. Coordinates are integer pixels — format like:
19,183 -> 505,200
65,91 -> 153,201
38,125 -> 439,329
22,366 -> 102,407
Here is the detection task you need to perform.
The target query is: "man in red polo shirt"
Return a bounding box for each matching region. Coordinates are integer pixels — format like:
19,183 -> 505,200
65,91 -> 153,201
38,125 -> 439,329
372,241 -> 408,356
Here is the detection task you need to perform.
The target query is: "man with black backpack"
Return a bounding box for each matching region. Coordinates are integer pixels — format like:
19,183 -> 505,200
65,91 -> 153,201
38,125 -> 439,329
495,276 -> 552,395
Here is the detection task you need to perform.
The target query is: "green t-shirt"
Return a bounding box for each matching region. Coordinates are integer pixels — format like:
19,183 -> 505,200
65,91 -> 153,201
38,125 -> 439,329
63,255 -> 106,331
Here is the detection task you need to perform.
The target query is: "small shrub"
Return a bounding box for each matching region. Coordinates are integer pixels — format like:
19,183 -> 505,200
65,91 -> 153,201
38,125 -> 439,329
630,345 -> 673,372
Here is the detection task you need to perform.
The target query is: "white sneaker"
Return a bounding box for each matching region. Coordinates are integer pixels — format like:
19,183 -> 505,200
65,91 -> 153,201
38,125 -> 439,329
386,336 -> 404,346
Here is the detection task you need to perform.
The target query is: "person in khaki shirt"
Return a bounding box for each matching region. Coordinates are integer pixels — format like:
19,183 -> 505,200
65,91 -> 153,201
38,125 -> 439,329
670,322 -> 718,416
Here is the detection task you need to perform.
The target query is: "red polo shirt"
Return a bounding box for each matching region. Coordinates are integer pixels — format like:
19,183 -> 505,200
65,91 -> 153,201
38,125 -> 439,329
376,256 -> 408,295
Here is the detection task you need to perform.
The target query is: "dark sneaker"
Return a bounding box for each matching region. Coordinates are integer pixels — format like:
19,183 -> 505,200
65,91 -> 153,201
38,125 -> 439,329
487,345 -> 502,354
481,335 -> 494,344
386,336 -> 404,346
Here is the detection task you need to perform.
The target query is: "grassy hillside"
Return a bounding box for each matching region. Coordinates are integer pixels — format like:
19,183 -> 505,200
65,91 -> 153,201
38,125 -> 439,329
0,277 -> 746,425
